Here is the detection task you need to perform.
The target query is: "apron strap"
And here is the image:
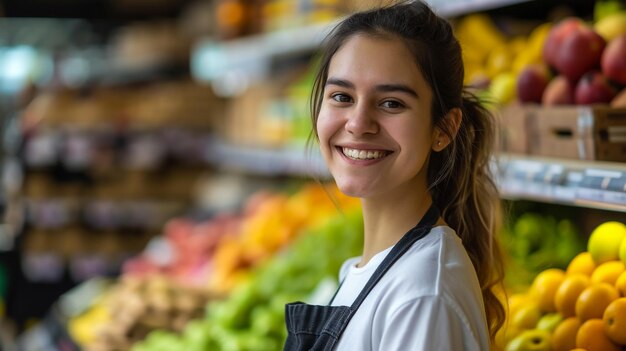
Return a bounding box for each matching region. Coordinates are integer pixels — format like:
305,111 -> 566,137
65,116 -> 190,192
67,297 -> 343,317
339,203 -> 440,330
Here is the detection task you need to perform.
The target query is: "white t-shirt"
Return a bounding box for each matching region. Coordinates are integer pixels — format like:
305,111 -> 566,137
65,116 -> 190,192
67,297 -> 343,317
330,226 -> 489,351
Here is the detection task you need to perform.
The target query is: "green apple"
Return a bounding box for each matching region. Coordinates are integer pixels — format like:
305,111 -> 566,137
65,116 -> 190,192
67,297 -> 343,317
587,221 -> 626,264
535,312 -> 563,332
505,329 -> 551,351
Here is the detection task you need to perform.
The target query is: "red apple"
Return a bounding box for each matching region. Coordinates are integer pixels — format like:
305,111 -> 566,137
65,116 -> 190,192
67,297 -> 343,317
542,75 -> 576,105
543,17 -> 585,68
575,71 -> 618,104
517,64 -> 551,103
601,35 -> 626,85
554,27 -> 606,83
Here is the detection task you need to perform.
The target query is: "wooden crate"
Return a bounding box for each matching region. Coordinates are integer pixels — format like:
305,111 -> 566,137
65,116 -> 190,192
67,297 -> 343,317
528,106 -> 595,160
527,106 -> 626,162
593,107 -> 626,162
496,104 -> 531,154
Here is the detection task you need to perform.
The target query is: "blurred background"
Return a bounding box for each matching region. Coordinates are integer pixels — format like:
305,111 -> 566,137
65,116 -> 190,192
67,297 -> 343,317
0,0 -> 626,350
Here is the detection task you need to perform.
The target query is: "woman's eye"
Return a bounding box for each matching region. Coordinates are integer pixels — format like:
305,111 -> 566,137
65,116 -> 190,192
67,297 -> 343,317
331,94 -> 352,103
381,100 -> 404,109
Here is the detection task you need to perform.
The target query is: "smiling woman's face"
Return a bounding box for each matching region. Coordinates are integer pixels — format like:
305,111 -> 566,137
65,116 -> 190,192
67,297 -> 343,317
317,34 -> 437,200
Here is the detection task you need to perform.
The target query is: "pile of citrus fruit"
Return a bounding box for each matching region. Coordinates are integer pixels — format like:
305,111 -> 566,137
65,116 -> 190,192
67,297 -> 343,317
499,221 -> 626,351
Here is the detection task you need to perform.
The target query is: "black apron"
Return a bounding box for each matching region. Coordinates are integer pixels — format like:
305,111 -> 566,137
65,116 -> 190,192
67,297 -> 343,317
283,204 -> 440,351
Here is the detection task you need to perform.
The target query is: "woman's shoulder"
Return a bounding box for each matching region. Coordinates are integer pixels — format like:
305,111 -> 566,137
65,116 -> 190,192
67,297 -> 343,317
407,225 -> 464,257
386,225 -> 480,296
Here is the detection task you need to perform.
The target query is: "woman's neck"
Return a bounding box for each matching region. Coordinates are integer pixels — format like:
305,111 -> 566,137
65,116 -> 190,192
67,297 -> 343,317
357,185 -> 434,268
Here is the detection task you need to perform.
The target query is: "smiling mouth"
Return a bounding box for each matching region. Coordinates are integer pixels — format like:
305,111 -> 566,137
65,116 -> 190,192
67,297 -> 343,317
340,147 -> 392,161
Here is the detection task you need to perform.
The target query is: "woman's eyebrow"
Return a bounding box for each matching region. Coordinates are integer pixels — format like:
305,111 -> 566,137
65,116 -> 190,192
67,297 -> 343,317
326,77 -> 354,88
375,84 -> 418,98
326,78 -> 418,98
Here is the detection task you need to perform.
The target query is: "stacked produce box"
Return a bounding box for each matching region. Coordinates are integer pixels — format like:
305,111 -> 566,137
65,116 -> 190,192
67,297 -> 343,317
455,2 -> 626,350
457,7 -> 626,163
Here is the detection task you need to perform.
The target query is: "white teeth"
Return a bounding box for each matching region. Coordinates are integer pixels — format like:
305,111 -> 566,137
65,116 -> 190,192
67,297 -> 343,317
341,147 -> 387,160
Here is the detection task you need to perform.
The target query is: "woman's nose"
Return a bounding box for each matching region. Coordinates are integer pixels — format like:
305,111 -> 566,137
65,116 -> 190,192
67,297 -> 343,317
345,104 -> 379,135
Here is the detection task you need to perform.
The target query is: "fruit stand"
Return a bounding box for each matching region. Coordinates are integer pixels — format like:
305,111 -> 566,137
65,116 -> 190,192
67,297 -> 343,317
460,2 -> 626,350
2,1 -> 626,351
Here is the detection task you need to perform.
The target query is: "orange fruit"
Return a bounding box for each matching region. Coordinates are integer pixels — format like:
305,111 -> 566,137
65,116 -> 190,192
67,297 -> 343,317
507,293 -> 530,316
615,271 -> 626,297
530,268 -> 566,313
591,260 -> 625,285
576,318 -> 621,351
603,297 -> 626,345
567,252 -> 597,276
551,316 -> 581,351
555,274 -> 591,318
509,302 -> 542,330
576,282 -> 620,322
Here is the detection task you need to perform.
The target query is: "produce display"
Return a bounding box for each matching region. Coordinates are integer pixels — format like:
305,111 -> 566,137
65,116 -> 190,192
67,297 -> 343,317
458,6 -> 626,108
130,207 -> 363,351
499,221 -> 626,351
456,14 -> 551,105
521,14 -> 626,107
501,213 -> 585,292
67,183 -> 360,351
17,3 -> 626,351
70,276 -> 216,351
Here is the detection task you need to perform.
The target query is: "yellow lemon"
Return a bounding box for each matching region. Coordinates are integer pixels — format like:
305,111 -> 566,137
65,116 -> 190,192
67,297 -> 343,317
588,222 -> 626,264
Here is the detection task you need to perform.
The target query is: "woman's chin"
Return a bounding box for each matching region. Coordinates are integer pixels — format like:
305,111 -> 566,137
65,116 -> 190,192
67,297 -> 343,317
335,180 -> 370,199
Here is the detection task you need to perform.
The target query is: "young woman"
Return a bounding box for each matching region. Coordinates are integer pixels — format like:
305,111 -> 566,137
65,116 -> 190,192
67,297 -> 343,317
284,1 -> 506,350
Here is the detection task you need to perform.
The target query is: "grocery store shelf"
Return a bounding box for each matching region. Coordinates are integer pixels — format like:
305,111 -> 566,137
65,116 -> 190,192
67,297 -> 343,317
191,0 -> 531,90
191,20 -> 337,93
203,143 -> 626,212
204,139 -> 330,178
59,48 -> 189,88
497,154 -> 626,212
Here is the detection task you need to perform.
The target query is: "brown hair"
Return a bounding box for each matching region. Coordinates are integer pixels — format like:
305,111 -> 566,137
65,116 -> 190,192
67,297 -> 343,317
309,0 -> 506,343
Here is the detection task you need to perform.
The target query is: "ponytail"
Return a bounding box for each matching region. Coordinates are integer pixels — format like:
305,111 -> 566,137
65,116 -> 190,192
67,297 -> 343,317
428,90 -> 506,342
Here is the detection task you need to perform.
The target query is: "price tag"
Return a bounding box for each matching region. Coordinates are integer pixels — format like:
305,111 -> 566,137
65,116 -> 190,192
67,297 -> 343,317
607,176 -> 626,192
577,188 -> 606,202
578,168 -> 625,204
553,186 -> 576,201
602,191 -> 626,205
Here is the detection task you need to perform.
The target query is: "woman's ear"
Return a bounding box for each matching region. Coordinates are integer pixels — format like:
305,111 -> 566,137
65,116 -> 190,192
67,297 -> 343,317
432,108 -> 462,151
